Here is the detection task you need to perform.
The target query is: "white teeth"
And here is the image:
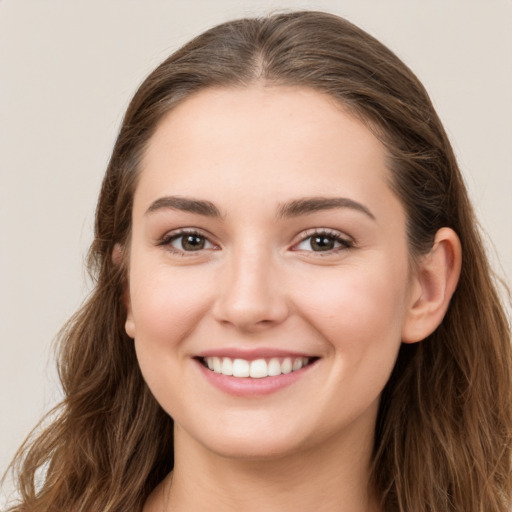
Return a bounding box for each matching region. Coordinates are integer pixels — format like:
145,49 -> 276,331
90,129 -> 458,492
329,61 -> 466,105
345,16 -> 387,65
204,356 -> 311,378
249,359 -> 267,379
268,358 -> 281,376
281,358 -> 292,374
221,357 -> 233,376
292,358 -> 303,371
232,359 -> 250,377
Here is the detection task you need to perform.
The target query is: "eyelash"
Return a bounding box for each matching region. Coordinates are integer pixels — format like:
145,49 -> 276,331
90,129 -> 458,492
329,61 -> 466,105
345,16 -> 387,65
157,228 -> 353,256
292,228 -> 354,255
157,229 -> 217,256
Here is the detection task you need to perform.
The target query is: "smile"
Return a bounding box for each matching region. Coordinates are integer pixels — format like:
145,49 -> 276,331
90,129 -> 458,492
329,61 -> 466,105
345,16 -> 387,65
202,356 -> 311,378
195,350 -> 319,396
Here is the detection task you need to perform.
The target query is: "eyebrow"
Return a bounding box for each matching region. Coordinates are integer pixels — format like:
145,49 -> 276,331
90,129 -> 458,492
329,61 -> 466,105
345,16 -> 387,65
145,196 -> 222,217
276,196 -> 376,221
145,195 -> 375,221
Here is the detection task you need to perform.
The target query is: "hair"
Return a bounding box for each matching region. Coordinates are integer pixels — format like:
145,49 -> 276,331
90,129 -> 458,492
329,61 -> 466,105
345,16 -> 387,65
4,10 -> 511,512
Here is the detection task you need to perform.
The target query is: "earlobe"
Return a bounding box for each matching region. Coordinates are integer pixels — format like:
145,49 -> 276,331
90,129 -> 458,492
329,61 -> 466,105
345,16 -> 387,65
112,243 -> 136,339
125,314 -> 136,339
112,243 -> 124,265
124,290 -> 136,339
402,227 -> 462,344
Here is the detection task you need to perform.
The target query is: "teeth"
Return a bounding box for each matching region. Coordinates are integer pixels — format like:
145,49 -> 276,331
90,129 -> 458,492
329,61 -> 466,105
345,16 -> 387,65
221,357 -> 233,376
232,359 -> 250,377
204,356 -> 310,378
281,358 -> 292,374
268,358 -> 281,376
292,358 -> 303,371
249,359 -> 267,378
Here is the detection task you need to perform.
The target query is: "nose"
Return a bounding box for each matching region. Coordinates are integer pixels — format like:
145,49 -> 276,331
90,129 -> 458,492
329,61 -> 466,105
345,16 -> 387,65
212,245 -> 289,332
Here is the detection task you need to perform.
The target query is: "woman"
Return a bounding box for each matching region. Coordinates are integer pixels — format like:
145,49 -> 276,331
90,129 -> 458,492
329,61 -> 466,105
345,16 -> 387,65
4,10 -> 511,512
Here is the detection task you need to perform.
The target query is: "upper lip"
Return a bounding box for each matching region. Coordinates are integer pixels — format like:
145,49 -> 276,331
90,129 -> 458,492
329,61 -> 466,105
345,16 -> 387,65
196,348 -> 318,360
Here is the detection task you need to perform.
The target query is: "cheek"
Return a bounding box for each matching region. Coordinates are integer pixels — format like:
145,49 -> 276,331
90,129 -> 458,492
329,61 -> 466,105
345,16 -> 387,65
128,261 -> 215,348
291,261 -> 409,351
129,261 -> 217,411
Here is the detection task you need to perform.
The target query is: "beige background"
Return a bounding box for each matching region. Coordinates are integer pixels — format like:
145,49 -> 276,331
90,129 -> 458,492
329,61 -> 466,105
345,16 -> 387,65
1,0 -> 511,502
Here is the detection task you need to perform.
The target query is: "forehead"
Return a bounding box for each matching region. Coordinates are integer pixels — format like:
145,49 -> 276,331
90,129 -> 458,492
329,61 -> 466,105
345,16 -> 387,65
135,85 -> 397,217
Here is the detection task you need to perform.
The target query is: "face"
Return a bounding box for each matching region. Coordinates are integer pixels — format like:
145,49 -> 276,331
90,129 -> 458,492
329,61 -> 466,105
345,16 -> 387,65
125,85 -> 418,460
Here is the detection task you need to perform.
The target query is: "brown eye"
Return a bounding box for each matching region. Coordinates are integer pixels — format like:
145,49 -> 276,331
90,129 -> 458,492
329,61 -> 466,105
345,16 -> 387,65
163,231 -> 215,253
295,231 -> 352,253
180,234 -> 206,251
310,235 -> 336,251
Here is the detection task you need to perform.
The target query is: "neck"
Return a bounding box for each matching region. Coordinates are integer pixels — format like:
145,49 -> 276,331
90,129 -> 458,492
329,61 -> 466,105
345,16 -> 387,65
155,419 -> 380,512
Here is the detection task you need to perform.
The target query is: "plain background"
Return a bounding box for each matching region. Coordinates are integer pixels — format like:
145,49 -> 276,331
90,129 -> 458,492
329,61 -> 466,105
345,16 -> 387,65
1,0 -> 511,502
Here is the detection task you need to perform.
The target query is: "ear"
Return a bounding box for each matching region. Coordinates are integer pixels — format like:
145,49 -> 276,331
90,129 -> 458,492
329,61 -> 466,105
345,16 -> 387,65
402,227 -> 462,343
112,244 -> 136,339
112,243 -> 124,265
125,304 -> 136,339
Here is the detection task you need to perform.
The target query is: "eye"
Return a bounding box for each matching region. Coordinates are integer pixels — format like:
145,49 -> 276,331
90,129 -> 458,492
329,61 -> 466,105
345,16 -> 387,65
294,230 -> 352,253
159,230 -> 216,253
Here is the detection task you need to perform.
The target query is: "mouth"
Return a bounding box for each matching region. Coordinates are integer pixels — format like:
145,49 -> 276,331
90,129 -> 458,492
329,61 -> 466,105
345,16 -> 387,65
194,349 -> 320,396
197,356 -> 319,379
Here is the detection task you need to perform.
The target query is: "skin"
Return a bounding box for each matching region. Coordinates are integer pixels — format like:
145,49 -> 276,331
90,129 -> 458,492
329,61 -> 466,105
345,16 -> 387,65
123,85 -> 461,511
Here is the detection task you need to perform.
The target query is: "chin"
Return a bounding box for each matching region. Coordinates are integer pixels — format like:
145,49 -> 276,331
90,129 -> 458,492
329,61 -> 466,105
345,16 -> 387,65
177,416 -> 315,462
207,435 -> 306,461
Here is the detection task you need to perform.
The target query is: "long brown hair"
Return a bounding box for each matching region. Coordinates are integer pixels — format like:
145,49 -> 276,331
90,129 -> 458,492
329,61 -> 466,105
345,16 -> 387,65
4,11 -> 511,512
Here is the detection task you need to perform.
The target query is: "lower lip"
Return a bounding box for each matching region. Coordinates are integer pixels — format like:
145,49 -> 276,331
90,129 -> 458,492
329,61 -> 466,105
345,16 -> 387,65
195,359 -> 317,397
